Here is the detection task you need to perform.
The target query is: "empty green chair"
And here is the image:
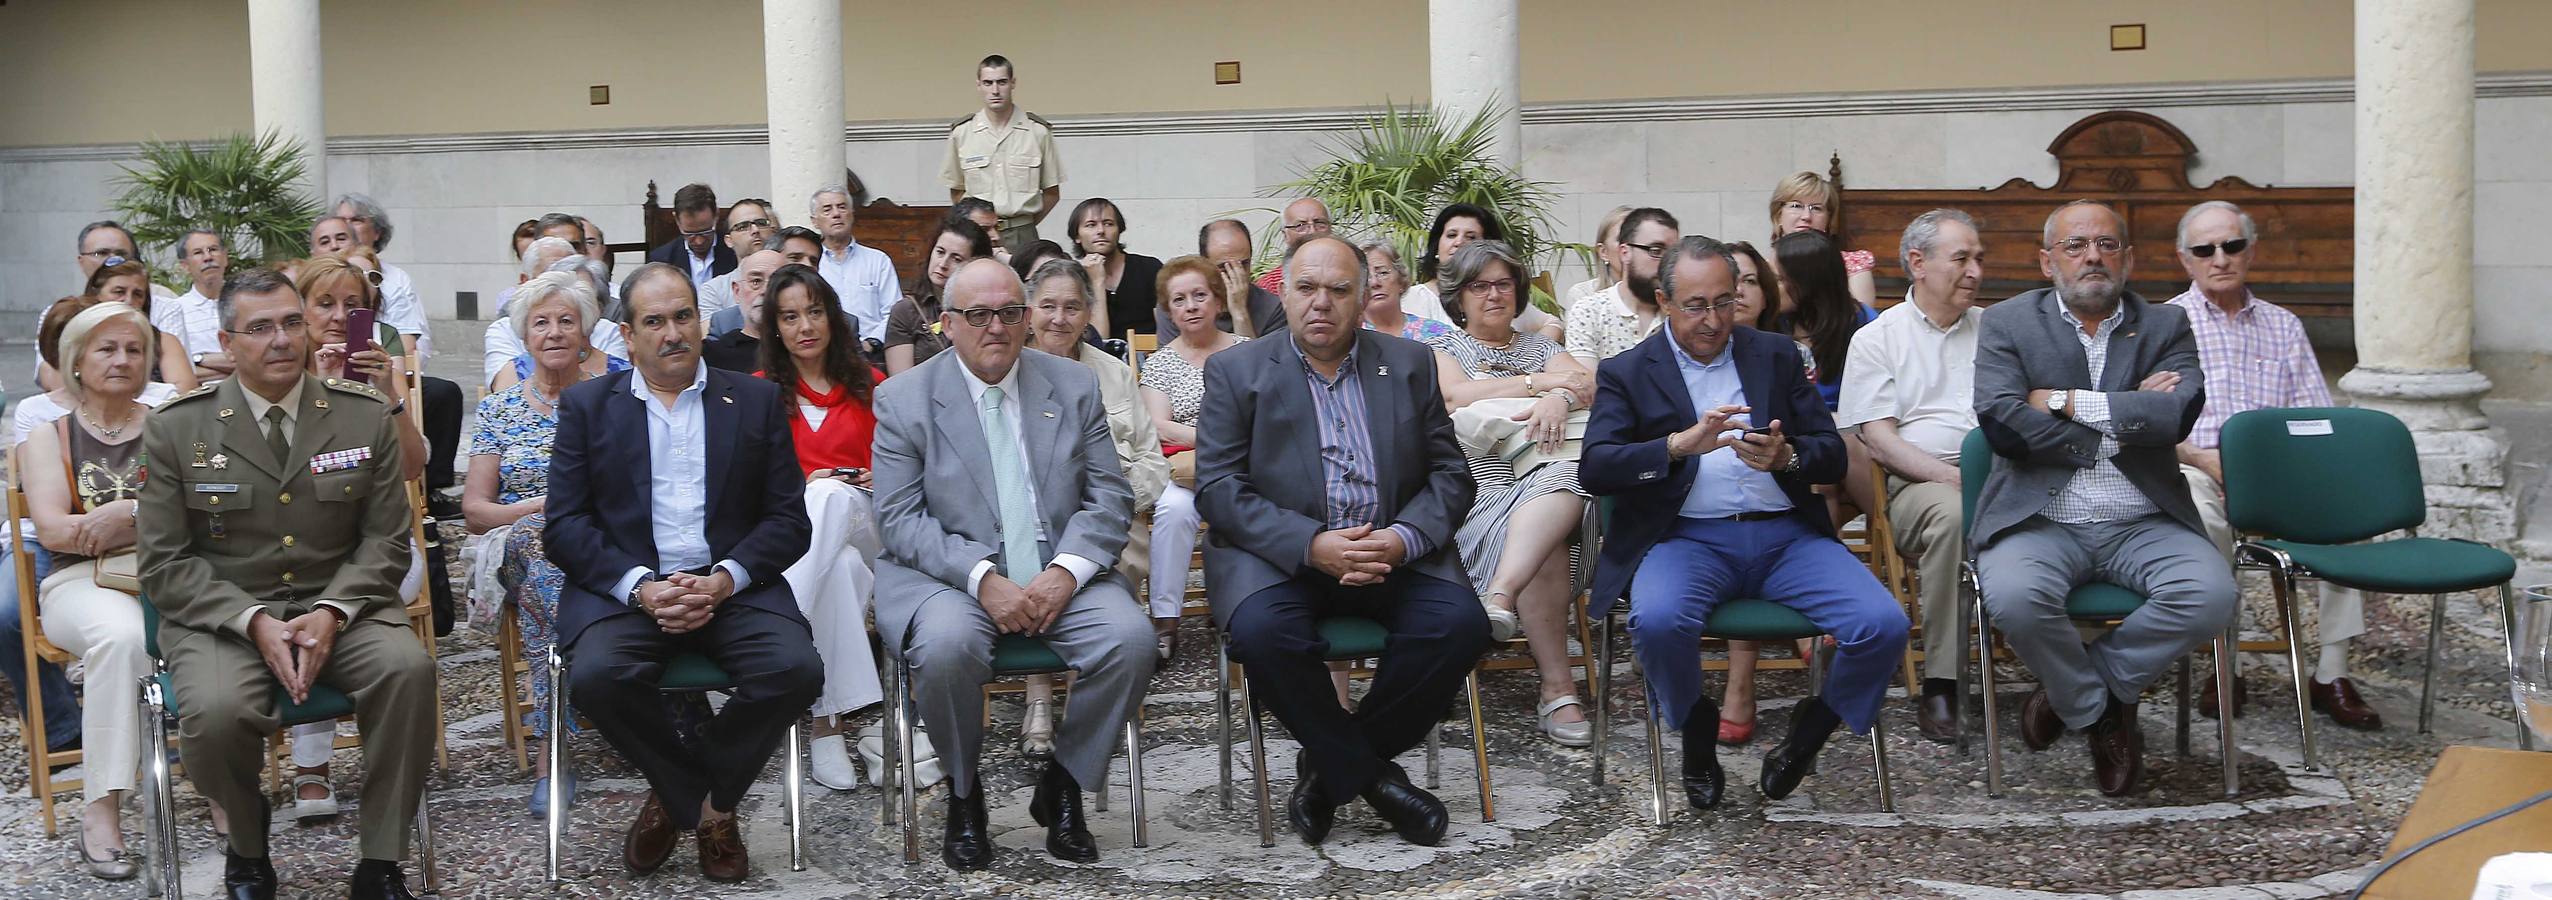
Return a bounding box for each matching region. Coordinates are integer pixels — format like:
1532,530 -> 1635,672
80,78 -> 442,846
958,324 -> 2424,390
2220,406 -> 2526,766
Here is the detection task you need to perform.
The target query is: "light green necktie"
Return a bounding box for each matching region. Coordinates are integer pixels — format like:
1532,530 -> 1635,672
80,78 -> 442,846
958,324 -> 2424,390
980,386 -> 1043,582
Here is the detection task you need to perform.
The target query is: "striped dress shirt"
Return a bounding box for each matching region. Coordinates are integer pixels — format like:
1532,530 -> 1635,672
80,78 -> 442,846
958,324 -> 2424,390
1294,340 -> 1432,560
2042,302 -> 2158,524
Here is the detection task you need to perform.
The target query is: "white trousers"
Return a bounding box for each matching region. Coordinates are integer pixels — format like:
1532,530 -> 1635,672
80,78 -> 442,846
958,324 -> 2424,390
39,560 -> 148,794
2185,463 -> 2366,648
1147,485 -> 1202,619
787,478 -> 885,716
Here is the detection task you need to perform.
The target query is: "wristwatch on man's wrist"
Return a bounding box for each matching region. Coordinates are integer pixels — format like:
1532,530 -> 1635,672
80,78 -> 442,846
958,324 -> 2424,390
627,576 -> 654,606
2048,389 -> 2071,417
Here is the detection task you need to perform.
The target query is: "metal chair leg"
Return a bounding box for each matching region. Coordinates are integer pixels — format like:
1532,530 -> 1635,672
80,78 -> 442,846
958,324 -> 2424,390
1975,588 -> 2004,797
1644,691 -> 1668,826
2268,565 -> 2319,769
896,658 -> 920,865
2500,583 -> 2536,750
1951,585 -> 1970,757
141,675 -> 179,899
1466,671 -> 1494,822
1870,715 -> 1896,814
1216,640 -> 1233,811
1243,673 -> 1273,849
2421,592 -> 2448,735
2175,657 -> 2192,757
879,665 -> 900,827
785,721 -> 805,872
1426,721 -> 1442,789
544,649 -> 567,883
1592,610 -> 1612,787
1125,719 -> 1149,848
2215,628 -> 2240,798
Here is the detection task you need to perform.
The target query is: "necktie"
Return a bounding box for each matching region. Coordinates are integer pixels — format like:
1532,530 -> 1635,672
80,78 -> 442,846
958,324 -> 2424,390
980,386 -> 1043,582
263,406 -> 292,465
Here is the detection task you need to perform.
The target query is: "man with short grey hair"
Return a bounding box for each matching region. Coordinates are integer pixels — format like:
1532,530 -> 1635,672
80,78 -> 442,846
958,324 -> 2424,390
1837,208 -> 1983,740
1970,200 -> 2236,797
332,193 -> 428,358
809,186 -> 900,345
2161,200 -> 2375,729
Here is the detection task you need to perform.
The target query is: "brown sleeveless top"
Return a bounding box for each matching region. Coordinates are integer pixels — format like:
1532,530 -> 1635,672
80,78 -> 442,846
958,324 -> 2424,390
54,415 -> 146,566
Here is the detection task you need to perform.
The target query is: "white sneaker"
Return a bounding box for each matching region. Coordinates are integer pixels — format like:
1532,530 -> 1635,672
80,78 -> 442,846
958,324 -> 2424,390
856,724 -> 944,789
809,733 -> 861,791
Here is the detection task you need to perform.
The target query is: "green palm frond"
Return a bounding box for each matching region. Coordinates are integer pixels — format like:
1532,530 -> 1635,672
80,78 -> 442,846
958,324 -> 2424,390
112,130 -> 323,288
1270,100 -> 1591,313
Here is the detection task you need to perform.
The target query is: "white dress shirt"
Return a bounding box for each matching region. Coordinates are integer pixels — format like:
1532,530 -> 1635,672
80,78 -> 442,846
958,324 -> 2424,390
955,359 -> 1104,598
1836,300 -> 1980,462
377,262 -> 430,356
686,249 -> 716,286
817,240 -> 901,344
609,362 -> 752,603
153,287 -> 224,357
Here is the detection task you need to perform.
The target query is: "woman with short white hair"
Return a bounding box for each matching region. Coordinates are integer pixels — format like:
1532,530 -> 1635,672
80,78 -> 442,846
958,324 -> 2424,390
22,301 -> 159,879
463,271 -> 631,814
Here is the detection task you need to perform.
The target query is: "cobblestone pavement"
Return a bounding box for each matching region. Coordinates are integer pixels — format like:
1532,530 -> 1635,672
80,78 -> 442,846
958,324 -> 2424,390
0,546 -> 2533,899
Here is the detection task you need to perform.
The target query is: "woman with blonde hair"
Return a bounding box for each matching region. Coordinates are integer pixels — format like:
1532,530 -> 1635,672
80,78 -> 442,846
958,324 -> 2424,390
22,301 -> 159,879
1767,171 -> 1879,307
1562,205 -> 1637,313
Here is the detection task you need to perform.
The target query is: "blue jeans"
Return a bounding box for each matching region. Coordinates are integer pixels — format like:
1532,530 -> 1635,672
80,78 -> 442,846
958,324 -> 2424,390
0,538 -> 79,750
1628,514 -> 1909,734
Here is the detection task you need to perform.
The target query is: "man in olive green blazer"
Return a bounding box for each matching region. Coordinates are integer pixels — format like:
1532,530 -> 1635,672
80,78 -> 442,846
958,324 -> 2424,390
136,267 -> 434,900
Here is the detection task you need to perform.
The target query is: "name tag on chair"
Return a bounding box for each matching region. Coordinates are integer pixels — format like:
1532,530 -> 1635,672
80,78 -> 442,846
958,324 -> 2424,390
2285,419 -> 2335,436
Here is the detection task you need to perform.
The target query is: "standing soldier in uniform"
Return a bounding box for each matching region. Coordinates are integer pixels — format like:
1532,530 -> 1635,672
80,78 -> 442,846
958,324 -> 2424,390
136,267 -> 436,900
944,53 -> 1063,259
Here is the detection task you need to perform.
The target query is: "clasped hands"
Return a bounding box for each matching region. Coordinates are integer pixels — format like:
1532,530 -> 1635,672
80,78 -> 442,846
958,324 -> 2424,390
1309,523 -> 1409,588
980,566 -> 1079,635
2028,371 -> 2180,416
249,606 -> 347,706
637,569 -> 737,635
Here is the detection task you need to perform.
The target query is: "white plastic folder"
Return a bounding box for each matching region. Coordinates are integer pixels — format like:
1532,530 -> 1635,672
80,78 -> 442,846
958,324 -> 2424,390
2471,852 -> 2552,899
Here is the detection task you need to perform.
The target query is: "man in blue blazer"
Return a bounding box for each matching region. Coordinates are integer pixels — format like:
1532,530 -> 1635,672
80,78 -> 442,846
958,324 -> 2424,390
1583,236 -> 1908,811
546,263 -> 820,883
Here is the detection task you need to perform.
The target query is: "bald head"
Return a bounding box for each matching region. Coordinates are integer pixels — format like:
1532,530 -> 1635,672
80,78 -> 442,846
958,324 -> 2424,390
733,249 -> 785,322
1280,236 -> 1368,362
1281,197 -> 1335,249
944,258 -> 1029,383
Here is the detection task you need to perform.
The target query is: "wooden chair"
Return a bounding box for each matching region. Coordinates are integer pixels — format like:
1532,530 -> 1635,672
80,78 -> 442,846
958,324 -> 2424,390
9,461 -> 82,837
1855,462 -> 1928,694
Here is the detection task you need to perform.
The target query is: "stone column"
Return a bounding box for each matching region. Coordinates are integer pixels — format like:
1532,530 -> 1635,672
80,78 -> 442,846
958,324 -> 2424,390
764,0 -> 846,229
247,0 -> 325,199
2341,0 -> 2513,543
1428,0 -> 1522,169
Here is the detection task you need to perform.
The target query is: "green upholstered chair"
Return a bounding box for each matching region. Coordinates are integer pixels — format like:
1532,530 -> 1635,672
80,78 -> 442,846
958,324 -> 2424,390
2220,407 -> 2528,763
885,632 -> 1149,863
1218,616 -> 1489,848
1956,428 -> 2239,798
544,646 -> 806,879
138,597 -> 441,897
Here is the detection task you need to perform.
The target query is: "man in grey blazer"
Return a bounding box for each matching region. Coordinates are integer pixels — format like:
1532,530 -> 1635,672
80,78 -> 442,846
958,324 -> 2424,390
1970,200 -> 2238,797
871,258 -> 1154,870
1197,236 -> 1486,847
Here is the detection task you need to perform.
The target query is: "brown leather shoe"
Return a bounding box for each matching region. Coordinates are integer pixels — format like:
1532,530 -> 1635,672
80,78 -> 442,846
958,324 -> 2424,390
2086,701 -> 2145,797
1915,690 -> 1958,743
2311,677 -> 2385,731
622,793 -> 679,875
2197,673 -> 2249,720
2019,689 -> 2064,751
697,814 -> 750,883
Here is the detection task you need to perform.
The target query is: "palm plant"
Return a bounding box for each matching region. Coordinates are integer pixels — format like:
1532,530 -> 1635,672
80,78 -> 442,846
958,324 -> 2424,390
1271,100 -> 1587,311
111,131 -> 322,289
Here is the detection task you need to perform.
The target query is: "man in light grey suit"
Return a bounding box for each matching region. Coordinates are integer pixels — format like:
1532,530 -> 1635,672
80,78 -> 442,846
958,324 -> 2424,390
1971,200 -> 2237,798
871,258 -> 1154,871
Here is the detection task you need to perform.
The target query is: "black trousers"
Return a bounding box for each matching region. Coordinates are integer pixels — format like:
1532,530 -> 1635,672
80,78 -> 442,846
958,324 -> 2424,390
419,375 -> 465,633
565,601 -> 823,829
1224,570 -> 1490,805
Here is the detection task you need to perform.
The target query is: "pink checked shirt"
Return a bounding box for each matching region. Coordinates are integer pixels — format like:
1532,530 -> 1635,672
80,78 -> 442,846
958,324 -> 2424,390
2165,286 -> 2332,450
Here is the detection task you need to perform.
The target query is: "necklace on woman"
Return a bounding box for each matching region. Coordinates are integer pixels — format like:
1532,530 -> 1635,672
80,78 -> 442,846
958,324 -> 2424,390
530,367 -> 592,409
79,403 -> 139,440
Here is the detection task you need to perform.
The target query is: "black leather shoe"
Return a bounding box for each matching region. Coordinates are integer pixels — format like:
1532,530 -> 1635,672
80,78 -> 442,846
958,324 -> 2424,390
1759,698 -> 1841,801
2086,699 -> 2146,797
1028,762 -> 1099,863
1915,682 -> 1959,743
2020,688 -> 2064,752
1287,751 -> 1335,845
1359,763 -> 1448,846
348,858 -> 417,900
941,783 -> 994,871
223,851 -> 278,900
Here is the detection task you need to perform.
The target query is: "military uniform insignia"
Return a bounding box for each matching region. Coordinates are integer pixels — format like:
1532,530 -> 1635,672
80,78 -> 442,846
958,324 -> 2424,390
311,447 -> 373,474
211,454 -> 228,470
192,442 -> 210,468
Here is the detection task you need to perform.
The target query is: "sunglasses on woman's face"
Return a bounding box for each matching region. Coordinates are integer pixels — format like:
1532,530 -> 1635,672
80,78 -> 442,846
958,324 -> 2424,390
2185,238 -> 2250,259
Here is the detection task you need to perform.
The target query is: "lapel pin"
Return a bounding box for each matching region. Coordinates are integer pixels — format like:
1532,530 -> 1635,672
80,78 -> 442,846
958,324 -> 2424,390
192,442 -> 210,467
1376,365 -> 1390,377
1042,411 -> 1056,418
313,398 -> 328,410
211,454 -> 229,470
722,395 -> 734,404
219,408 -> 235,419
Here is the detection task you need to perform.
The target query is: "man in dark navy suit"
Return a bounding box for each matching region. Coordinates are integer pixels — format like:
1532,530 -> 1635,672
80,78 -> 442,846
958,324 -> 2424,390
1582,235 -> 1907,811
646,183 -> 739,287
546,263 -> 818,883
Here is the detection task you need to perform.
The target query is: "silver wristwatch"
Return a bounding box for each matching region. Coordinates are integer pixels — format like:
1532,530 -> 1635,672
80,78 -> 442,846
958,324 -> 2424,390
2047,390 -> 2070,416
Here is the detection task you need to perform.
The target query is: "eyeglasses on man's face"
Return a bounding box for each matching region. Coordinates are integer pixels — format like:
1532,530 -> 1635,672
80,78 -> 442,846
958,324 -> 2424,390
727,218 -> 774,234
1623,242 -> 1669,260
1282,219 -> 1333,233
952,304 -> 1030,328
2185,238 -> 2249,259
227,316 -> 309,340
2052,237 -> 2127,259
1672,298 -> 1743,317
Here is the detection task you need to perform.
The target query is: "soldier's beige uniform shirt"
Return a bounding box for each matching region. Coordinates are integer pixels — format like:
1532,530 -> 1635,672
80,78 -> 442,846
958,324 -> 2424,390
941,109 -> 1063,219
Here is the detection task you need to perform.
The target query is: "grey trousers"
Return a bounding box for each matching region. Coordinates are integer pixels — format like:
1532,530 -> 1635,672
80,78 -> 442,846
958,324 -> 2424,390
896,578 -> 1155,797
1975,514 -> 2240,730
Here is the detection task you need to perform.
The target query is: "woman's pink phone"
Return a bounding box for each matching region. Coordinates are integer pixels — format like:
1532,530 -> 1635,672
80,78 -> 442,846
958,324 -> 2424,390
343,308 -> 375,385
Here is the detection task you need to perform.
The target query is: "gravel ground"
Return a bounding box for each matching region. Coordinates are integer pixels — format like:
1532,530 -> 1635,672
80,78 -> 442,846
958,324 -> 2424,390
0,486 -> 2531,898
